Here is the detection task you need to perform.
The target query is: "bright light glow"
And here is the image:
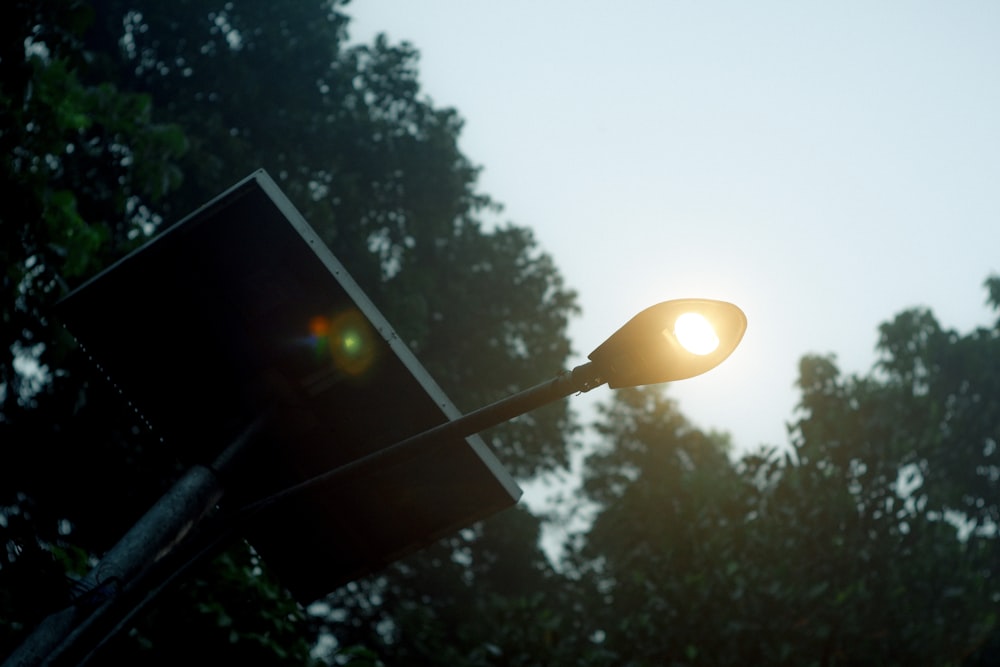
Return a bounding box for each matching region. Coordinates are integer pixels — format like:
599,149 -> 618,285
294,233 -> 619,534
672,312 -> 720,355
341,330 -> 363,356
307,310 -> 376,376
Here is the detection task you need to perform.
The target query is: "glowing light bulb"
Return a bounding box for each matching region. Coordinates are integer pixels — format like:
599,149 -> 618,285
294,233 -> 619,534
672,312 -> 719,355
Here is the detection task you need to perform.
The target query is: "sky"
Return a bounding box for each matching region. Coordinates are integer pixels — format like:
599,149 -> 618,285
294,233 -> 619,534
344,2 -> 1000,461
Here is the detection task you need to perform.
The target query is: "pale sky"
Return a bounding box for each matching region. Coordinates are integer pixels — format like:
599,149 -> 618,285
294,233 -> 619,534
346,2 -> 1000,459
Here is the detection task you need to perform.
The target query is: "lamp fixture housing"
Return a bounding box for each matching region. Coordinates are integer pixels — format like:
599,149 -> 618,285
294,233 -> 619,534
588,299 -> 747,388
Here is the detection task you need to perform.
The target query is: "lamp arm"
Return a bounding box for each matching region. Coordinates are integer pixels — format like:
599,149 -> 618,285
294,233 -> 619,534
444,360 -> 604,439
243,361 -> 605,515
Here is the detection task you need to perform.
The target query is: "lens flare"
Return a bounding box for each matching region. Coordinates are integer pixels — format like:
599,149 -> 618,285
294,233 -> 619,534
341,329 -> 363,356
309,316 -> 330,338
672,312 -> 719,355
308,310 -> 376,376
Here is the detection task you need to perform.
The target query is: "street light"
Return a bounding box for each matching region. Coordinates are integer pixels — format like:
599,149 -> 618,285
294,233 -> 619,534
6,297 -> 747,666
47,171 -> 749,604
5,168 -> 748,664
256,297 -> 747,513
211,298 -> 747,609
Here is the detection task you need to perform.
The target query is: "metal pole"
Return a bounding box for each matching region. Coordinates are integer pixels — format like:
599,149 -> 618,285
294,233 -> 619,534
3,417 -> 265,667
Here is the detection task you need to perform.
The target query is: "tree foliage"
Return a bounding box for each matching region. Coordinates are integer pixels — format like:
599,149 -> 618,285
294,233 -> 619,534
574,282 -> 1000,665
4,0 -> 1000,664
79,0 -> 579,476
2,0 -> 578,662
1,0 -> 190,650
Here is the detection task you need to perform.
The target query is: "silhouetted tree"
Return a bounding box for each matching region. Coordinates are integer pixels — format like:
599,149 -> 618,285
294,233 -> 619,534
574,281 -> 1000,665
2,1 -> 580,663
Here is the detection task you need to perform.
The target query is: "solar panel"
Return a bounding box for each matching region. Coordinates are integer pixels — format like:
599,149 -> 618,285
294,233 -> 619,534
57,170 -> 521,602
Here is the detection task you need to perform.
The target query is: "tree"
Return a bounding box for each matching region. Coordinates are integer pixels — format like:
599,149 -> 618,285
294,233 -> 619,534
16,1 -> 997,663
2,0 -> 582,662
81,0 -> 578,477
574,281 -> 1000,665
1,0 -> 189,653
574,386 -> 762,665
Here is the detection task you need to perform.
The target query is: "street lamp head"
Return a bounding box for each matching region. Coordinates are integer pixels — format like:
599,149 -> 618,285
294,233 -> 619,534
587,299 -> 747,388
